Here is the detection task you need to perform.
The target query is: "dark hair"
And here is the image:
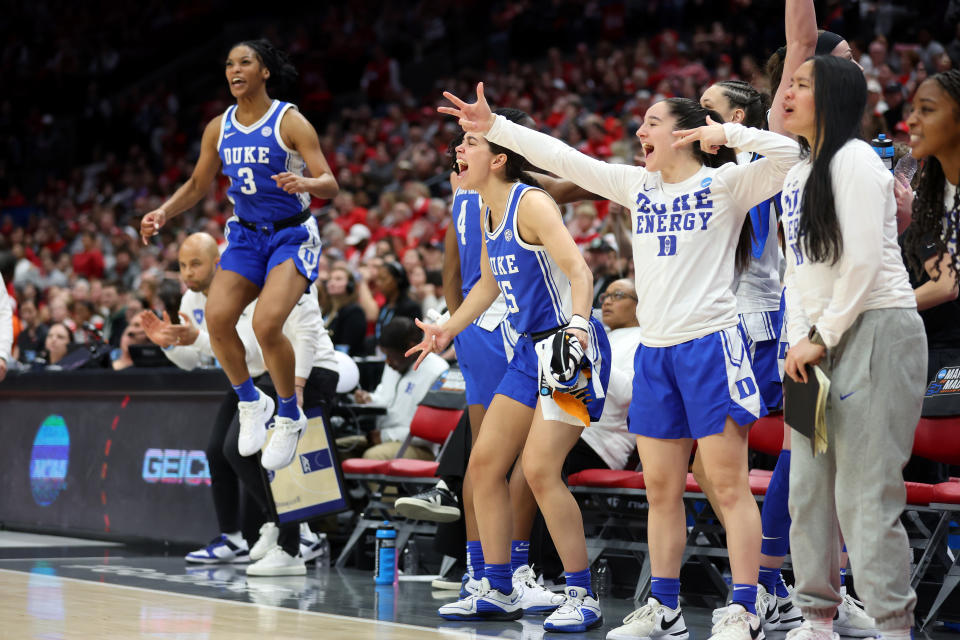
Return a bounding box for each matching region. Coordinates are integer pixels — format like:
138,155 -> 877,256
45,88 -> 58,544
49,321 -> 74,344
487,108 -> 542,188
713,80 -> 771,129
379,317 -> 421,351
157,278 -> 183,323
767,31 -> 847,96
663,98 -> 753,271
230,39 -> 298,96
382,260 -> 410,293
904,69 -> 960,279
796,56 -> 867,265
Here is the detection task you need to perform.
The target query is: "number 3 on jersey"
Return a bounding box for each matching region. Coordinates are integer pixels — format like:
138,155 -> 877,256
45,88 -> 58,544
498,280 -> 520,313
238,167 -> 257,195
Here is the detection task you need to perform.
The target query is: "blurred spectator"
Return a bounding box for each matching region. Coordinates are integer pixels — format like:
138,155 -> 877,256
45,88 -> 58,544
15,299 -> 46,365
351,317 -> 449,460
322,265 -> 367,356
72,231 -> 105,280
100,281 -> 128,347
585,236 -> 625,308
111,314 -> 149,370
42,322 -> 73,368
373,261 -> 420,346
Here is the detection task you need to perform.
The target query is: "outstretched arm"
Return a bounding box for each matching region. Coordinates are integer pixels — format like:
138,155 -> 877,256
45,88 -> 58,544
439,83 -> 638,208
769,0 -> 819,136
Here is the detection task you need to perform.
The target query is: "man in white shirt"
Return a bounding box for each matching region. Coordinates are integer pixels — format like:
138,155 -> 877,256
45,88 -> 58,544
353,317 -> 450,460
0,273 -> 12,382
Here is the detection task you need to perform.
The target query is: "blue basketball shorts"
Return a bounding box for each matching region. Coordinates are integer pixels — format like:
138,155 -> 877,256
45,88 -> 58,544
493,316 -> 611,423
739,305 -> 785,412
628,325 -> 767,440
220,215 -> 322,288
455,321 -> 515,409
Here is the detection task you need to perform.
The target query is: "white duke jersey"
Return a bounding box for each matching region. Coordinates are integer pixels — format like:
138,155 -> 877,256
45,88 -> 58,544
452,187 -> 508,330
484,182 -> 571,335
217,99 -> 310,222
485,117 -> 800,347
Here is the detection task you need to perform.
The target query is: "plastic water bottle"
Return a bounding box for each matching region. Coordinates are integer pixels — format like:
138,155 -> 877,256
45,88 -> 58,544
401,537 -> 419,576
374,522 -> 397,584
894,152 -> 918,184
593,558 -> 611,598
871,133 -> 894,170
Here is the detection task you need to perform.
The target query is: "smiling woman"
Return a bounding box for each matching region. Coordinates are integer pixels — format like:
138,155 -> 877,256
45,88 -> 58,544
138,39 -> 338,480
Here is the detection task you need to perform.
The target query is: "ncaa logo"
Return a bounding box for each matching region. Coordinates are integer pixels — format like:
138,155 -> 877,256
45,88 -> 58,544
224,120 -> 232,130
700,177 -> 712,188
261,126 -> 272,137
505,229 -> 513,242
29,415 -> 70,507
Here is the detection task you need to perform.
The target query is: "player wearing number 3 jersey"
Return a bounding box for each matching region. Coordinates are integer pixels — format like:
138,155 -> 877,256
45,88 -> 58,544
139,40 -> 338,475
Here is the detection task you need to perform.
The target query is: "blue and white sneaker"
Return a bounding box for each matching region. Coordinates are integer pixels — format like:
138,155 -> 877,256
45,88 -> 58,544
438,577 -> 524,621
513,565 -> 565,614
185,534 -> 250,564
460,572 -> 483,598
543,586 -> 602,632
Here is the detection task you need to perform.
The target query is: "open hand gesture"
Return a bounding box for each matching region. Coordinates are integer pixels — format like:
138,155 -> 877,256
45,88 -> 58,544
671,115 -> 727,154
438,82 -> 496,134
404,318 -> 453,370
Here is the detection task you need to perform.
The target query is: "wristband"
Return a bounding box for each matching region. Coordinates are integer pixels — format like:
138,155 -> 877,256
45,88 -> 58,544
566,314 -> 590,333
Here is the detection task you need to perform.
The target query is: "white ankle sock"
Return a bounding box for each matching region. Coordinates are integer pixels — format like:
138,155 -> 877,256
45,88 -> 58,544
880,629 -> 911,640
224,531 -> 244,546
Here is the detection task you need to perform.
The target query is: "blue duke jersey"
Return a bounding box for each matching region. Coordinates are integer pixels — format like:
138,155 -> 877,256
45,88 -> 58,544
452,188 -> 508,330
484,117 -> 800,346
217,100 -> 310,223
483,183 -> 572,335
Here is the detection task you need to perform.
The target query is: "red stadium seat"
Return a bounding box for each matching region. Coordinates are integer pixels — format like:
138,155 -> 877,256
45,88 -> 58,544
341,458 -> 390,474
568,469 -> 645,489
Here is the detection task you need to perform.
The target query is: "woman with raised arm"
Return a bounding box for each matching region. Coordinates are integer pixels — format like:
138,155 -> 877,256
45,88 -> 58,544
407,110 -> 611,633
440,83 -> 800,640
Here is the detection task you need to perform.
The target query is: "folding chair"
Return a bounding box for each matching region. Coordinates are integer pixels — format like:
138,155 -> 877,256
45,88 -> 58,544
335,403 -> 464,568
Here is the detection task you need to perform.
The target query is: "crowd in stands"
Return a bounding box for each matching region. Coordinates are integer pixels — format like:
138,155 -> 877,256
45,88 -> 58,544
2,0 -> 959,370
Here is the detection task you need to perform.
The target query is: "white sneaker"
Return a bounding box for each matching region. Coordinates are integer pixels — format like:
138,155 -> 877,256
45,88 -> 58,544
543,585 -> 603,632
709,604 -> 765,640
778,588 -> 805,630
458,573 -> 483,598
834,593 -> 878,637
786,622 -> 841,640
249,522 -> 279,562
237,389 -> 274,456
185,534 -> 250,564
606,598 -> 689,640
714,586 -> 780,632
246,545 -> 306,577
261,408 -> 305,470
437,577 -> 524,621
513,564 -> 566,613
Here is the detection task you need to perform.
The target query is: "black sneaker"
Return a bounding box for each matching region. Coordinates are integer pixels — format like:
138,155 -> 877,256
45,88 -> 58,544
395,479 -> 461,522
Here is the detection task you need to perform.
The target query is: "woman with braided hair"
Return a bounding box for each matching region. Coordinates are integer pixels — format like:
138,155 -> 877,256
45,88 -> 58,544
904,69 -> 960,285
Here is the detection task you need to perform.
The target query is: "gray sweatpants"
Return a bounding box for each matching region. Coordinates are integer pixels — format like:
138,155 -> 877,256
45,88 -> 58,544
789,308 -> 927,631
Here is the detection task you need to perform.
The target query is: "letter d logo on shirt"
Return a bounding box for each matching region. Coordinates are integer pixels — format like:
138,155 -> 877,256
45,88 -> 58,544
657,234 -> 677,257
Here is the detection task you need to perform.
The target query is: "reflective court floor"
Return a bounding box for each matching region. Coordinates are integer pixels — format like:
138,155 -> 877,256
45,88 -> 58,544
1,531 -> 957,640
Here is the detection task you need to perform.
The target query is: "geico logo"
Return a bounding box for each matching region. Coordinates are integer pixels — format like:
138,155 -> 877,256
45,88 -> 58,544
142,449 -> 212,485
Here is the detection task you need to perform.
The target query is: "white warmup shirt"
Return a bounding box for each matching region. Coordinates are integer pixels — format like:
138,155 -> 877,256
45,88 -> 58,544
486,116 -> 800,347
370,352 -> 450,445
781,139 -> 916,348
0,274 -> 12,365
164,284 -> 338,377
580,326 -> 642,470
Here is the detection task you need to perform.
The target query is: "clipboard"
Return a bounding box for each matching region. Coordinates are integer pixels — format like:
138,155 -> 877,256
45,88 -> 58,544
262,406 -> 349,524
783,364 -> 831,456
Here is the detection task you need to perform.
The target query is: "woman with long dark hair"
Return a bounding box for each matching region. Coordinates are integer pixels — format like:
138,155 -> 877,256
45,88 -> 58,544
323,265 -> 367,356
140,39 -> 339,472
778,55 -> 925,640
441,83 -> 800,640
408,102 -> 612,633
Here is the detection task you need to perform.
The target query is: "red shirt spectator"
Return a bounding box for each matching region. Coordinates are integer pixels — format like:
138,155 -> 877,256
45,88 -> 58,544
72,232 -> 105,280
